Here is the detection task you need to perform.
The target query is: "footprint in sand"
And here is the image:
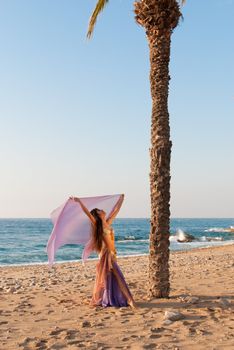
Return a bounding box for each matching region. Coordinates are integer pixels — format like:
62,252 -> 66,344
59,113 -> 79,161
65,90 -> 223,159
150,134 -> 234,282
118,311 -> 134,317
47,309 -> 54,314
143,343 -> 158,349
32,311 -> 42,315
102,315 -> 111,320
34,339 -> 48,350
49,327 -> 67,336
210,315 -> 219,322
130,335 -> 139,339
148,334 -> 161,339
150,327 -> 166,333
49,342 -> 67,349
120,336 -> 130,342
120,319 -> 129,324
188,327 -> 196,336
67,340 -> 82,346
63,329 -> 79,340
94,322 -> 105,328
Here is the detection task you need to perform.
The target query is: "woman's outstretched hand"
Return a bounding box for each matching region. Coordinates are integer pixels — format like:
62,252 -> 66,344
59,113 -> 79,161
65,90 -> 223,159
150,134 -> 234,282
69,196 -> 96,225
69,196 -> 79,202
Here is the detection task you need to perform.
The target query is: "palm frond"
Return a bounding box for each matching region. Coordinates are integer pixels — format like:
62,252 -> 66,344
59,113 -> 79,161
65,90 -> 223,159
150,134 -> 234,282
87,0 -> 109,38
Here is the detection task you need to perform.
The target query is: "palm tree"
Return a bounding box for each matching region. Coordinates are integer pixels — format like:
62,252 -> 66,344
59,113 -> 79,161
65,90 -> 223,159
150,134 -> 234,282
87,0 -> 183,298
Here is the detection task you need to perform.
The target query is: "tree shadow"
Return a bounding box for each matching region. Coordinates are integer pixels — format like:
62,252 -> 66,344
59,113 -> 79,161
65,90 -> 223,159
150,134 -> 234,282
136,294 -> 234,310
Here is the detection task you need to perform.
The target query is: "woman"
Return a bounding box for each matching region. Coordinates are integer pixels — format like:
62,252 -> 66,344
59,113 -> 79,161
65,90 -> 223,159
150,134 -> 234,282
70,194 -> 136,308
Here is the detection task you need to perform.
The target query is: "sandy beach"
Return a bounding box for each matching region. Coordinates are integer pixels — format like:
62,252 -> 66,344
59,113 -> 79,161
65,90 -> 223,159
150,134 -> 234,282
0,244 -> 233,350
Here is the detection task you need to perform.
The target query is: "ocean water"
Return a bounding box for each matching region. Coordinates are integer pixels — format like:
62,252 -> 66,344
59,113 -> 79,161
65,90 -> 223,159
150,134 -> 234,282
0,218 -> 234,266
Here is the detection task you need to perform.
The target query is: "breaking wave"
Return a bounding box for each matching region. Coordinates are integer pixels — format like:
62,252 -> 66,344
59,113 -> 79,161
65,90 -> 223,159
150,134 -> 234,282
204,226 -> 234,233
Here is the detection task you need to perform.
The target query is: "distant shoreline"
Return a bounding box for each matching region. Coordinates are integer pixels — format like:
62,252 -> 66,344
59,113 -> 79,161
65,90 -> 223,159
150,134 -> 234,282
1,242 -> 233,269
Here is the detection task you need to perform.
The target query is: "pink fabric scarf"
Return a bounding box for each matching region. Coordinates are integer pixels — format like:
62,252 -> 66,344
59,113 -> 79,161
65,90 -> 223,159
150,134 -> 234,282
46,194 -> 122,266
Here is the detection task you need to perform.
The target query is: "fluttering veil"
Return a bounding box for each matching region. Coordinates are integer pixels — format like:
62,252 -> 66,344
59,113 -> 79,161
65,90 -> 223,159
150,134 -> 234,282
46,194 -> 122,266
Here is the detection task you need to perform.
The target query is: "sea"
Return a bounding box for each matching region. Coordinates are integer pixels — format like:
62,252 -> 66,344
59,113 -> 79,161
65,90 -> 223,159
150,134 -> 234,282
0,218 -> 234,266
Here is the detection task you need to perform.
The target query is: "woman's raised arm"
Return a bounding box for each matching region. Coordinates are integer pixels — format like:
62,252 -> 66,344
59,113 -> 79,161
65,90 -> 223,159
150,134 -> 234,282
107,194 -> 124,225
70,197 -> 96,226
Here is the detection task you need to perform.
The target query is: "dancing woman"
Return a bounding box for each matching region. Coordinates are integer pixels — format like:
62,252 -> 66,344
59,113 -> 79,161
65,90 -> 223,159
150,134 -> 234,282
70,194 -> 136,308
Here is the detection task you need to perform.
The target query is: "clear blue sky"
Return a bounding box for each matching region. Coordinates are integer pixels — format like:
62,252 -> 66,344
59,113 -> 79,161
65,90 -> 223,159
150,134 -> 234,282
0,0 -> 233,218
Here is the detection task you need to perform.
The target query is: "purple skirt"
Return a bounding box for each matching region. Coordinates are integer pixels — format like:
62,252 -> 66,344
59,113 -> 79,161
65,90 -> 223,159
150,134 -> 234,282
102,261 -> 131,307
91,250 -> 134,308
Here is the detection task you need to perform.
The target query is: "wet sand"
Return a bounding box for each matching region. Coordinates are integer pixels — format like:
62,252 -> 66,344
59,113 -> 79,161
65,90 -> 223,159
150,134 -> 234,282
0,244 -> 233,350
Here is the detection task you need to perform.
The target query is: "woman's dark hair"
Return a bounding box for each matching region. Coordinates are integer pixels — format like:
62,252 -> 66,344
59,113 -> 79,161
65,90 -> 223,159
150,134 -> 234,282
90,208 -> 103,252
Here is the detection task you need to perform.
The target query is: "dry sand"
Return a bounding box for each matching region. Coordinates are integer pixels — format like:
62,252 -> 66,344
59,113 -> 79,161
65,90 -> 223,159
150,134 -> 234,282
0,244 -> 233,350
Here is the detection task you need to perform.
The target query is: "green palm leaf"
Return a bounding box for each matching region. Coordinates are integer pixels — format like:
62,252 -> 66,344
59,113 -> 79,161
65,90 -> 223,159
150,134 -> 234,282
87,0 -> 109,38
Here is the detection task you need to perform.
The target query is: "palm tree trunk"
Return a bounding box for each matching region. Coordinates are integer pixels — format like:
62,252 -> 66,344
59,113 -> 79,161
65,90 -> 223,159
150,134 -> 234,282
148,30 -> 172,298
134,0 -> 181,298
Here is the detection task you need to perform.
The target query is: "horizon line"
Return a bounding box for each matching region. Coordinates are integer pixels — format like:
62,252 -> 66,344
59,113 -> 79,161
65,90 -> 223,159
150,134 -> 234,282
0,217 -> 234,220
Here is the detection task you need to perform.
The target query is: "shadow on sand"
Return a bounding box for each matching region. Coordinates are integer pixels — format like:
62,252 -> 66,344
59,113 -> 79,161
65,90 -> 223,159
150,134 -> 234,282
136,294 -> 234,310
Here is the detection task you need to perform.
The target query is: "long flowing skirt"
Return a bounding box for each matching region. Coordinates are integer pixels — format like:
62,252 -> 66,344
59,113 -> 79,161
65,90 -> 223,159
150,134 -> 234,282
90,249 -> 134,307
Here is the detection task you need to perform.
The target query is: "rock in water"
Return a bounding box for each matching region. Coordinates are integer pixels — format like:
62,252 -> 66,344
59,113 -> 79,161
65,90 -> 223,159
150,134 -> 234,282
206,237 -> 223,242
176,229 -> 195,243
224,226 -> 234,233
